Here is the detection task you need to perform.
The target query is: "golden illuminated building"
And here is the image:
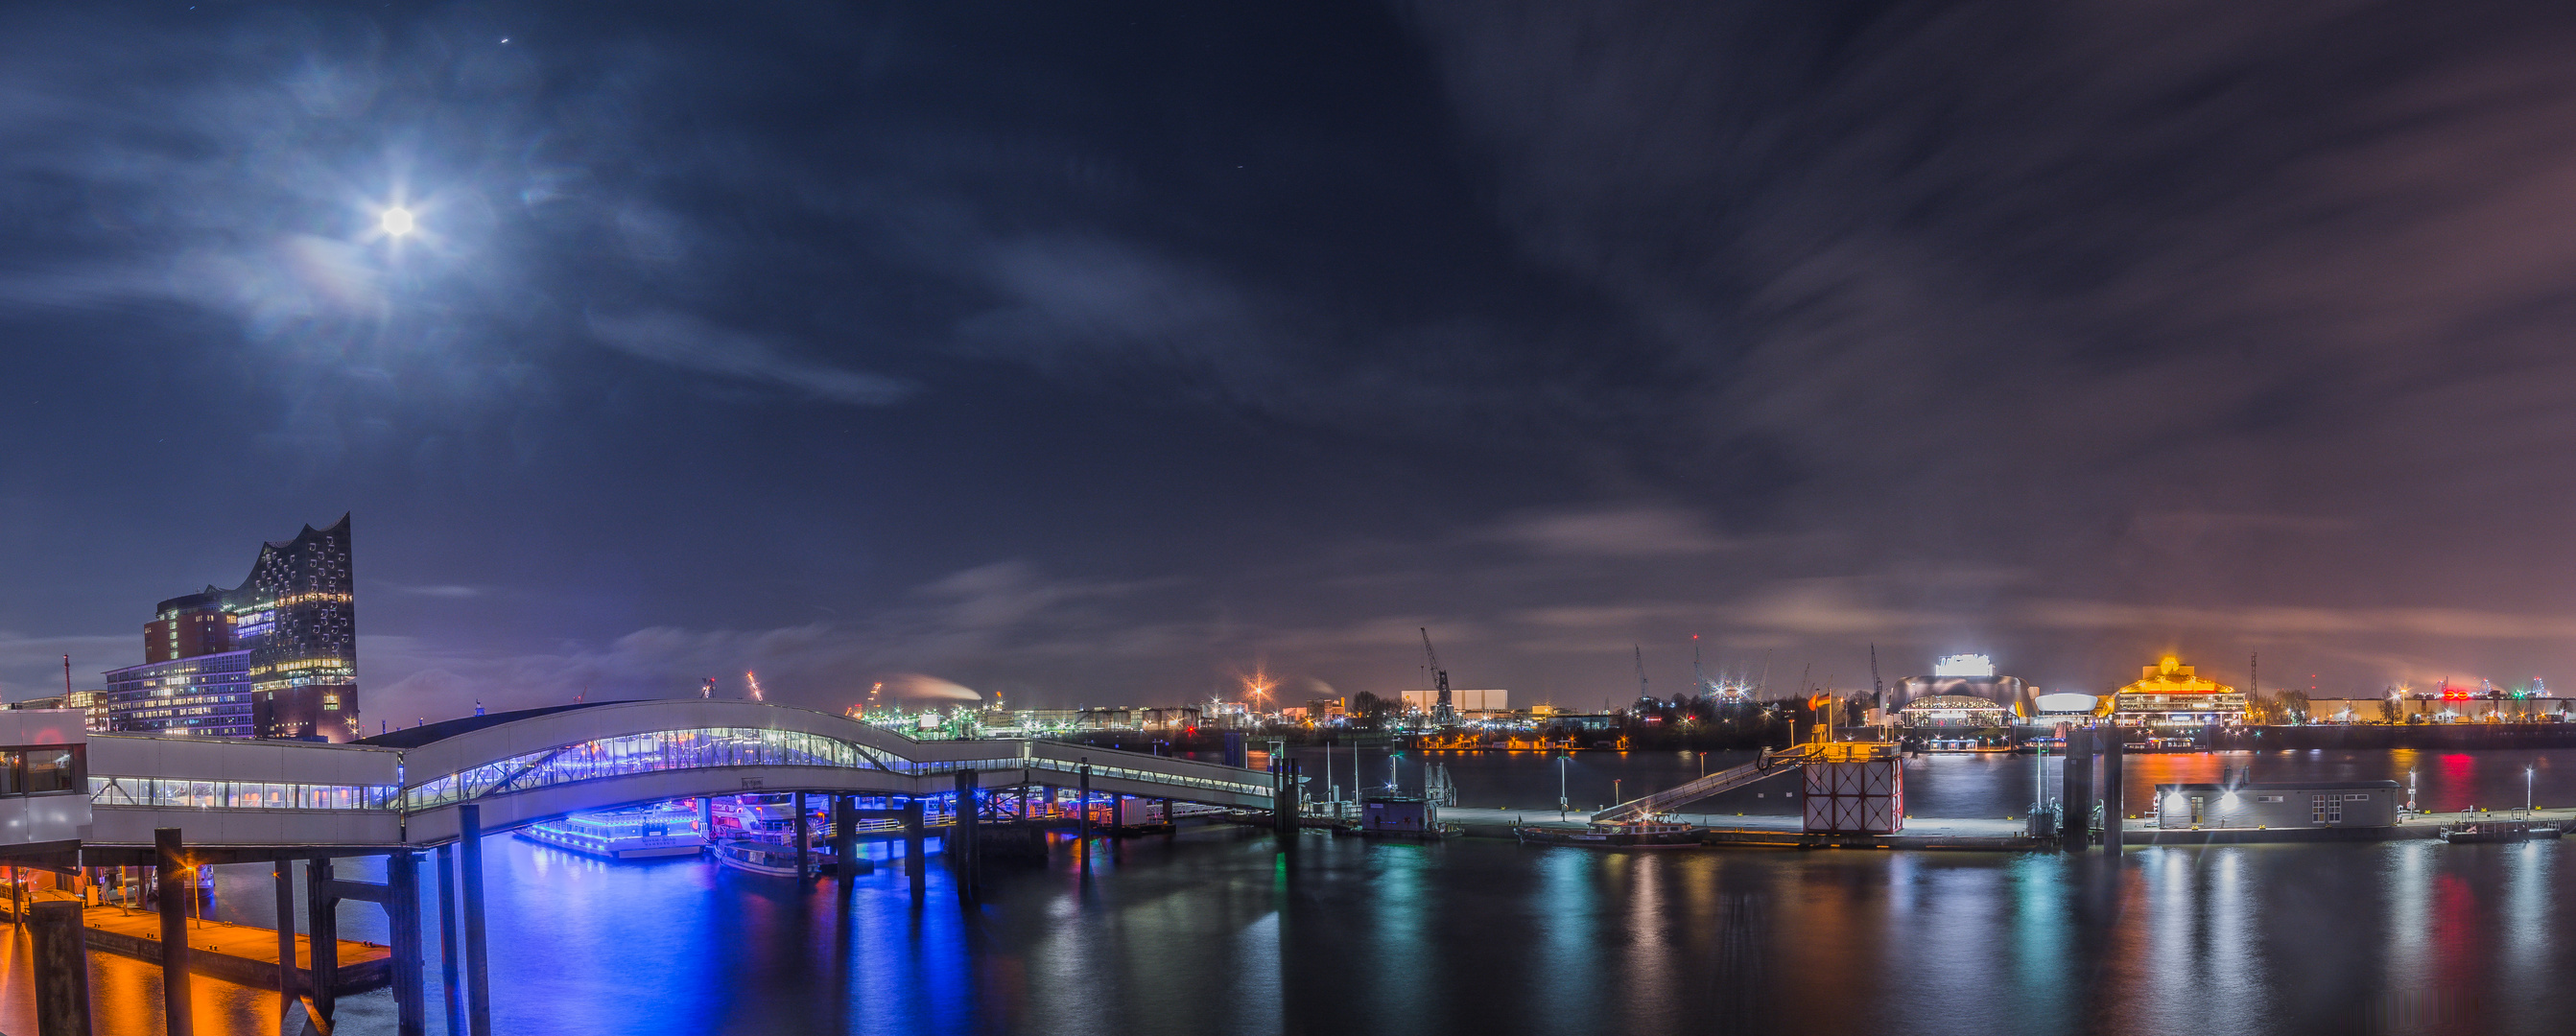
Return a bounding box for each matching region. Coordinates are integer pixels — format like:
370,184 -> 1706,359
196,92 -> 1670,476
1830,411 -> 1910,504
2111,655 -> 2246,728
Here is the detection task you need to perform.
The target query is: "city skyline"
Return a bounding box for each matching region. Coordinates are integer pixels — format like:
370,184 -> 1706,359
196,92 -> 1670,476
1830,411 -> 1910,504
12,5 -> 2576,718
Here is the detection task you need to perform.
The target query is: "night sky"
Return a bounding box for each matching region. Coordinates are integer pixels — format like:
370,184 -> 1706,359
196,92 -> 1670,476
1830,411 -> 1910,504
8,3 -> 2576,719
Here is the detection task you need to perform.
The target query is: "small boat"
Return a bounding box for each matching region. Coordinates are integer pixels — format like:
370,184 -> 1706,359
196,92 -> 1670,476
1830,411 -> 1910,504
1515,819 -> 1702,849
2440,818 -> 2564,843
710,836 -> 840,878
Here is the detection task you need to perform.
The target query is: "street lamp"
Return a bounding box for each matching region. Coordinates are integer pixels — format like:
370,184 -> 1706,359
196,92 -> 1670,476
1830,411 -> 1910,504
1558,754 -> 1570,817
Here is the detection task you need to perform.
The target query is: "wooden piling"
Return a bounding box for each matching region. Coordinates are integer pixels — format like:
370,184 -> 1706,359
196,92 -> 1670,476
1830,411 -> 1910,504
30,900 -> 91,1036
154,829 -> 192,1036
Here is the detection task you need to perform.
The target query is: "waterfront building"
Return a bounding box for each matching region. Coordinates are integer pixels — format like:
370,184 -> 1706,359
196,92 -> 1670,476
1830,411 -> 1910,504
2152,781 -> 2399,829
1899,695 -> 2010,748
1887,654 -> 2036,716
2111,655 -> 2245,730
96,515 -> 360,742
100,650 -> 254,737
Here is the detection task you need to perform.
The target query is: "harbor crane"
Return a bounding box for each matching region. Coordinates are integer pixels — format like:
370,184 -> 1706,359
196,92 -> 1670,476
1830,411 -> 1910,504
1421,628 -> 1455,725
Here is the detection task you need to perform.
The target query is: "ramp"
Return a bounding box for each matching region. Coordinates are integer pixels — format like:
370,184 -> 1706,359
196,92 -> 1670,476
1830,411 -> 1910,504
1590,754 -> 1799,823
1589,742 -> 1900,824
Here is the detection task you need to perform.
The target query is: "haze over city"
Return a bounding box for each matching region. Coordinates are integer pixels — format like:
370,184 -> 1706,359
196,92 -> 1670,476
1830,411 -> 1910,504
10,2 -> 2576,719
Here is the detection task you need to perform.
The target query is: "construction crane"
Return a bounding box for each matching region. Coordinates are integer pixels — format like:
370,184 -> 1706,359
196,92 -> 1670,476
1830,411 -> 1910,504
1420,628 -> 1454,725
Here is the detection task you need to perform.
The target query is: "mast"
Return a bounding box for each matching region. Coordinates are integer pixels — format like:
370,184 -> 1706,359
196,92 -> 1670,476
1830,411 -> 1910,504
1634,646 -> 1649,701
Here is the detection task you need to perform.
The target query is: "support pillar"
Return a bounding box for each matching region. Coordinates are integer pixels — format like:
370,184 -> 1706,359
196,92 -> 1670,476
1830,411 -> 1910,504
2101,726 -> 2125,859
1077,762 -> 1093,871
2062,728 -> 2095,852
458,804 -> 493,1036
832,795 -> 859,884
697,796 -> 715,842
272,862 -> 296,1009
951,770 -> 979,900
436,845 -> 462,1036
388,851 -> 426,1036
793,791 -> 812,883
1162,798 -> 1175,836
303,857 -> 337,1019
154,829 -> 192,1036
29,901 -> 91,1036
903,801 -> 925,899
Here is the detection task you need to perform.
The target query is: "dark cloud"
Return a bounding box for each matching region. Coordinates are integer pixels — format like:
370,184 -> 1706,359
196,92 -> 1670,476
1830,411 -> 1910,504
6,2 -> 2576,711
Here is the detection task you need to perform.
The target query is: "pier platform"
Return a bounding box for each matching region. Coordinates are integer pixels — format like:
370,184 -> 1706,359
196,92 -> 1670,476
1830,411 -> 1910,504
0,891 -> 390,993
1432,806 -> 2576,851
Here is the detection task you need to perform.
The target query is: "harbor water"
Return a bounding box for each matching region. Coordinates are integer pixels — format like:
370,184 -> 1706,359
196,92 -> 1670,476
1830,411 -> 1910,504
0,747 -> 2567,1035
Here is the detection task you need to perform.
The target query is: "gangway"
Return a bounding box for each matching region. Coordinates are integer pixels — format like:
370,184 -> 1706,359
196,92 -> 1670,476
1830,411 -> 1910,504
1589,740 -> 1898,824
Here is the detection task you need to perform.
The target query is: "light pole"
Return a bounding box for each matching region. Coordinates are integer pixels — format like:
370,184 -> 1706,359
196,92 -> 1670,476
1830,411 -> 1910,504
1558,755 -> 1570,818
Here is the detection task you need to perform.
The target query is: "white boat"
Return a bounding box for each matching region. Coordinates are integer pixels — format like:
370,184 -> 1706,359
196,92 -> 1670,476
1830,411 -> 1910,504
710,836 -> 839,878
520,806 -> 707,859
711,792 -> 806,838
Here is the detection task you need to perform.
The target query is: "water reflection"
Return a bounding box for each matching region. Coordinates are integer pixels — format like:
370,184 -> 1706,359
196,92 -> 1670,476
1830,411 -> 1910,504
0,752 -> 2567,1034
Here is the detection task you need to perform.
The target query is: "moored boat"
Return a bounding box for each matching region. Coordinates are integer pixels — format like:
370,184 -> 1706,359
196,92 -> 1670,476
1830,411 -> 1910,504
1516,819 -> 1702,848
710,836 -> 840,877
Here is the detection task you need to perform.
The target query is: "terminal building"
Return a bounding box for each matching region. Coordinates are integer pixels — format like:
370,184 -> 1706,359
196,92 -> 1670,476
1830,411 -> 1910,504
93,515 -> 361,742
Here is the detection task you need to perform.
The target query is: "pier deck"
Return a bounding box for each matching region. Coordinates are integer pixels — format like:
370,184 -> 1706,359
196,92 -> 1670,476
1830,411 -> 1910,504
0,891 -> 390,993
1433,806 -> 2576,850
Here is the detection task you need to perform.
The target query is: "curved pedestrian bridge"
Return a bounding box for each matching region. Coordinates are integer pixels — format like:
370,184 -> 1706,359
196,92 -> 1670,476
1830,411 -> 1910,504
80,699 -> 1273,853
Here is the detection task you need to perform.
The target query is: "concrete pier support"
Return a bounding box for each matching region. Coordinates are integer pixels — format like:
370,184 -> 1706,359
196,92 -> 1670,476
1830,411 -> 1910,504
436,845 -> 462,1036
458,804 -> 493,1036
303,856 -> 337,1019
904,800 -> 926,898
2063,728 -> 2095,852
794,791 -> 812,883
952,770 -> 979,900
2101,727 -> 2125,859
29,900 -> 91,1036
272,861 -> 296,1007
154,829 -> 191,1036
1273,762 -> 1301,836
389,851 -> 427,1036
1077,762 -> 1093,871
832,795 -> 859,884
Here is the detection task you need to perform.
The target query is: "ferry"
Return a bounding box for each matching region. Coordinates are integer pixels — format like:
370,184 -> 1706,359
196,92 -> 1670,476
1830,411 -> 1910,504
519,806 -> 706,859
710,836 -> 840,878
1514,818 -> 1702,849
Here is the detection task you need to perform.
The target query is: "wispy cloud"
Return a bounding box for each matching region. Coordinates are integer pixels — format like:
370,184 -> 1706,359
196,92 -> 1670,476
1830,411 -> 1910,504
1486,506 -> 1735,558
585,309 -> 913,406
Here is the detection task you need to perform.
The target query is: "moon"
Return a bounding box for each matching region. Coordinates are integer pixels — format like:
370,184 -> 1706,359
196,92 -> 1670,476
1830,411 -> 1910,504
380,206 -> 416,237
